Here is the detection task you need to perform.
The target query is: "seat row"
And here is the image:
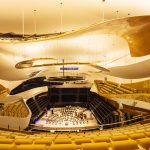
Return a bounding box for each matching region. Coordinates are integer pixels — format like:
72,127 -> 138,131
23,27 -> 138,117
0,120 -> 150,149
0,137 -> 150,150
95,80 -> 138,95
0,102 -> 28,118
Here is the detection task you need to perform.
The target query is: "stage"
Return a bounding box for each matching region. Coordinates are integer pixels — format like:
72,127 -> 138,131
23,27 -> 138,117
33,106 -> 99,131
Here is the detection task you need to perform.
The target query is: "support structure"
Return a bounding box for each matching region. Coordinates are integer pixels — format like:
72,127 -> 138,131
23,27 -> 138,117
33,9 -> 37,35
62,59 -> 65,77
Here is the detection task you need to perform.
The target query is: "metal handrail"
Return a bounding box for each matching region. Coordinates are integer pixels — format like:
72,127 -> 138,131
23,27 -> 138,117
29,114 -> 150,132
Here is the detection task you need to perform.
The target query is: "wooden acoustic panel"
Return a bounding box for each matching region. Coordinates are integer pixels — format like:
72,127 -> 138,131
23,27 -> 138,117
0,16 -> 150,57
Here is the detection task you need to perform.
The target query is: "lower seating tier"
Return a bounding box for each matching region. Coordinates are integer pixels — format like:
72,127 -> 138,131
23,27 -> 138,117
0,136 -> 150,150
0,121 -> 150,149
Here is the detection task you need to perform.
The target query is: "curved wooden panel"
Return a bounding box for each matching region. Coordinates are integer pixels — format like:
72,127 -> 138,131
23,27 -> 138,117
106,59 -> 150,79
0,16 -> 150,57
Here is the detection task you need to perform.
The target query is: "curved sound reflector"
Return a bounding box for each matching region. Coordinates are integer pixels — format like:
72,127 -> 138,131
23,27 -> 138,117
1,16 -> 150,57
106,59 -> 150,79
16,60 -> 89,69
56,15 -> 150,57
89,64 -> 110,72
15,58 -> 56,69
15,58 -> 110,72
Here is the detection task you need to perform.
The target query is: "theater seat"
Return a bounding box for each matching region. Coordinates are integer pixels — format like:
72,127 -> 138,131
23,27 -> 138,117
16,144 -> 47,150
111,140 -> 138,150
81,142 -> 109,150
54,138 -> 72,144
93,137 -> 110,143
137,138 -> 150,149
34,139 -> 52,145
129,133 -> 145,140
74,138 -> 91,145
50,144 -> 76,150
15,139 -> 33,145
145,131 -> 150,137
0,144 -> 15,150
111,135 -> 129,141
0,138 -> 14,144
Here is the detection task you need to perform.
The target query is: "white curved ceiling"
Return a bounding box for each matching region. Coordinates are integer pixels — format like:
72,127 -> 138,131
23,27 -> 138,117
0,0 -> 150,81
107,59 -> 150,79
0,0 -> 150,34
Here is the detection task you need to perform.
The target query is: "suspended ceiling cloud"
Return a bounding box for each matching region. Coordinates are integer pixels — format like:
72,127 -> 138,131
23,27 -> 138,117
0,0 -> 150,81
107,59 -> 150,79
0,16 -> 150,57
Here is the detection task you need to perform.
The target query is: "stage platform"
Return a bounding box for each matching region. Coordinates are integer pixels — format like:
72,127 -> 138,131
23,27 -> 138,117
33,106 -> 99,131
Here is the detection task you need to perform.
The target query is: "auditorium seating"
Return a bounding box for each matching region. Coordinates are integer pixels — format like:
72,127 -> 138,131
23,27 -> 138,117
74,137 -> 91,145
54,138 -> 72,144
0,120 -> 150,149
26,92 -> 49,122
0,79 -> 149,149
111,140 -> 138,150
10,77 -> 47,95
34,139 -> 52,145
94,80 -> 150,104
10,77 -> 62,95
89,92 -> 135,127
0,144 -> 15,150
35,93 -> 49,111
0,84 -> 8,92
26,98 -> 41,121
50,144 -> 76,150
16,144 -> 47,150
0,101 -> 28,118
137,138 -> 150,149
95,80 -> 138,95
0,84 -> 9,98
93,137 -> 110,142
120,84 -> 137,93
81,142 -> 109,150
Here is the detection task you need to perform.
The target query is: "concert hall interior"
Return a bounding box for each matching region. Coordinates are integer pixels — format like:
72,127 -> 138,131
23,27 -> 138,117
0,0 -> 150,150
